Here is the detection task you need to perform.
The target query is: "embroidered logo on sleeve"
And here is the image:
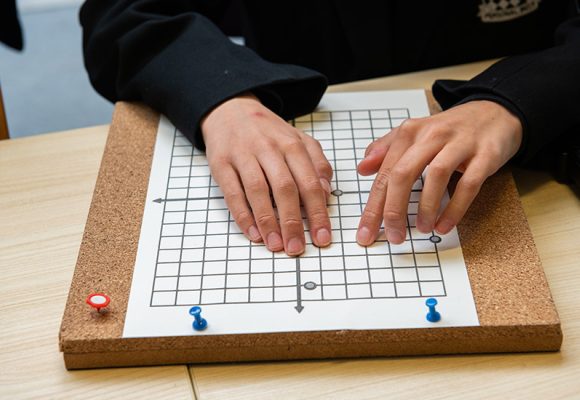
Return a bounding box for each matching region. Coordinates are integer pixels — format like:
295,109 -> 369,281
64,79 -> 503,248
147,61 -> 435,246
478,0 -> 541,23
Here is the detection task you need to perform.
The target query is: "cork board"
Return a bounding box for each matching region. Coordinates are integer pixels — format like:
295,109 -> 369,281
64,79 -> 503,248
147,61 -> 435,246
59,95 -> 562,370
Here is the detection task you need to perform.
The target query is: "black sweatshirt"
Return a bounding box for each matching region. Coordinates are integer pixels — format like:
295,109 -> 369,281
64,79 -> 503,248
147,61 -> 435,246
80,0 -> 580,165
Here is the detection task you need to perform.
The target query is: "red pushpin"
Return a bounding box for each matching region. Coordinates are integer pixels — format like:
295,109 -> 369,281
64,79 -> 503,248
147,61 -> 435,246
86,293 -> 110,313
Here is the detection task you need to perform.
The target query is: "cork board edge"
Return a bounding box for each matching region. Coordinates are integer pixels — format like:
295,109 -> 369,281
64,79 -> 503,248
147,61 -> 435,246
59,92 -> 562,367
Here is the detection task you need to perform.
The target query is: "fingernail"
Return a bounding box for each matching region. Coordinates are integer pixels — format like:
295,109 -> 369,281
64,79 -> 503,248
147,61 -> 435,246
435,219 -> 454,234
357,226 -> 373,245
287,237 -> 304,255
386,229 -> 404,244
267,231 -> 283,250
316,228 -> 331,247
320,178 -> 331,196
248,225 -> 261,241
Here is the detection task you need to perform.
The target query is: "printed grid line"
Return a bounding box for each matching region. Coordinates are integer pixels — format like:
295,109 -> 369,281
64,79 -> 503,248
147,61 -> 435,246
150,108 -> 447,307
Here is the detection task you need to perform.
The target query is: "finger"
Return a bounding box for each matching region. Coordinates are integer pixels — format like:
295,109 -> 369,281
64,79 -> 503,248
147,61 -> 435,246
301,135 -> 334,196
210,162 -> 261,242
285,141 -> 332,248
357,134 -> 392,176
257,150 -> 305,256
416,146 -> 471,233
357,136 -> 412,246
434,157 -> 493,234
381,141 -> 442,244
236,157 -> 284,252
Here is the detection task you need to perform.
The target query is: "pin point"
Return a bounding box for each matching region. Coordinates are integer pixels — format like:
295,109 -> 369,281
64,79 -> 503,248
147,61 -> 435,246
425,297 -> 441,323
189,306 -> 208,331
86,293 -> 110,313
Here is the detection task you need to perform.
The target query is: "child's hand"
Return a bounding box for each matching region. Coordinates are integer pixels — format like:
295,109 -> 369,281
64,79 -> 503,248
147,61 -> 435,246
201,93 -> 333,256
356,100 -> 523,245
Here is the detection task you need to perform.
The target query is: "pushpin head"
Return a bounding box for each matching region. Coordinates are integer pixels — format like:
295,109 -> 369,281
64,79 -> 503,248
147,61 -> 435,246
425,297 -> 441,323
189,306 -> 208,331
86,293 -> 110,313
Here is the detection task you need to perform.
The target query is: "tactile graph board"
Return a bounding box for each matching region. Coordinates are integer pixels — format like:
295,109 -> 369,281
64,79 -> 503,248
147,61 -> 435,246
59,90 -> 562,370
124,91 -> 478,337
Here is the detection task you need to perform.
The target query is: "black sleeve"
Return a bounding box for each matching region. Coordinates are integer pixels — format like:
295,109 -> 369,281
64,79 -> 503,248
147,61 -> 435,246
79,0 -> 327,150
432,13 -> 580,165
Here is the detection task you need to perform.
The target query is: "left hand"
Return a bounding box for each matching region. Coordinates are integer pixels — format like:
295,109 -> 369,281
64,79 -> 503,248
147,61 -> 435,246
356,100 -> 523,245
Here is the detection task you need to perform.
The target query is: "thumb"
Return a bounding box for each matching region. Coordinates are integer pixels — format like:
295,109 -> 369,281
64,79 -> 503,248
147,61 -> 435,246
358,139 -> 389,176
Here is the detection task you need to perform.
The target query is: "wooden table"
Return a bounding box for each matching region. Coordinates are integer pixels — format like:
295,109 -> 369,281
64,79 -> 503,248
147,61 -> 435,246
1,60 -> 579,399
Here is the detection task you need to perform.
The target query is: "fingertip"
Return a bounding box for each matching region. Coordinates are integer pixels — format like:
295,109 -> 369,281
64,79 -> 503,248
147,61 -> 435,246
315,227 -> 332,247
356,226 -> 375,246
434,218 -> 454,235
286,237 -> 305,256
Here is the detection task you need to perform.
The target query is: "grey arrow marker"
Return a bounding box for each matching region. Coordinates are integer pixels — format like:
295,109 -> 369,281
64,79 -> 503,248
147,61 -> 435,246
153,196 -> 225,203
294,258 -> 304,313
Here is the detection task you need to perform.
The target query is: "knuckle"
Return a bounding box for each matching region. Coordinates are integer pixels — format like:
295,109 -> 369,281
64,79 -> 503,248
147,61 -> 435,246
282,137 -> 306,153
233,210 -> 253,226
301,175 -> 324,193
276,177 -> 298,196
383,210 -> 404,225
459,176 -> 483,193
245,176 -> 268,192
362,207 -> 383,223
373,170 -> 391,191
307,209 -> 329,224
398,118 -> 418,134
255,213 -> 277,226
427,162 -> 451,179
281,217 -> 304,230
209,154 -> 230,169
224,190 -> 245,204
390,164 -> 412,183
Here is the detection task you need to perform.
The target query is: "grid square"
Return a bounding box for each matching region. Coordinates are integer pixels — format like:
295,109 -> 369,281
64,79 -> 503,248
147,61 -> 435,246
226,288 -> 249,303
202,274 -> 225,289
322,270 -> 345,285
274,272 -> 297,286
372,283 -> 396,297
200,289 -> 225,304
178,276 -> 201,290
417,267 -> 442,281
204,261 -> 226,274
160,236 -> 182,249
251,273 -> 273,288
176,290 -> 200,305
154,276 -> 178,291
249,286 -> 273,302
346,269 -> 369,284
226,273 -> 249,288
322,285 -> 347,300
370,268 -> 393,283
393,267 -> 417,282
156,263 -> 179,277
180,262 -> 202,276
347,283 -> 371,299
274,286 -> 296,301
396,282 -> 420,297
151,291 -> 176,306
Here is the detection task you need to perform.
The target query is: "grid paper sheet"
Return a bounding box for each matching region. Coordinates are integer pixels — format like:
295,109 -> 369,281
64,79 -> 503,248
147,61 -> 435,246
123,90 -> 479,337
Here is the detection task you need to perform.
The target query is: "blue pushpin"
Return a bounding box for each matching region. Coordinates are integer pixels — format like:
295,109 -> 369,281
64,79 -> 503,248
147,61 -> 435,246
189,306 -> 208,331
425,298 -> 441,323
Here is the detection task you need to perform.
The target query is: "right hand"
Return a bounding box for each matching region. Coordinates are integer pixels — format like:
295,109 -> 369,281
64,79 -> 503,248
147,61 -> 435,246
201,93 -> 333,256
